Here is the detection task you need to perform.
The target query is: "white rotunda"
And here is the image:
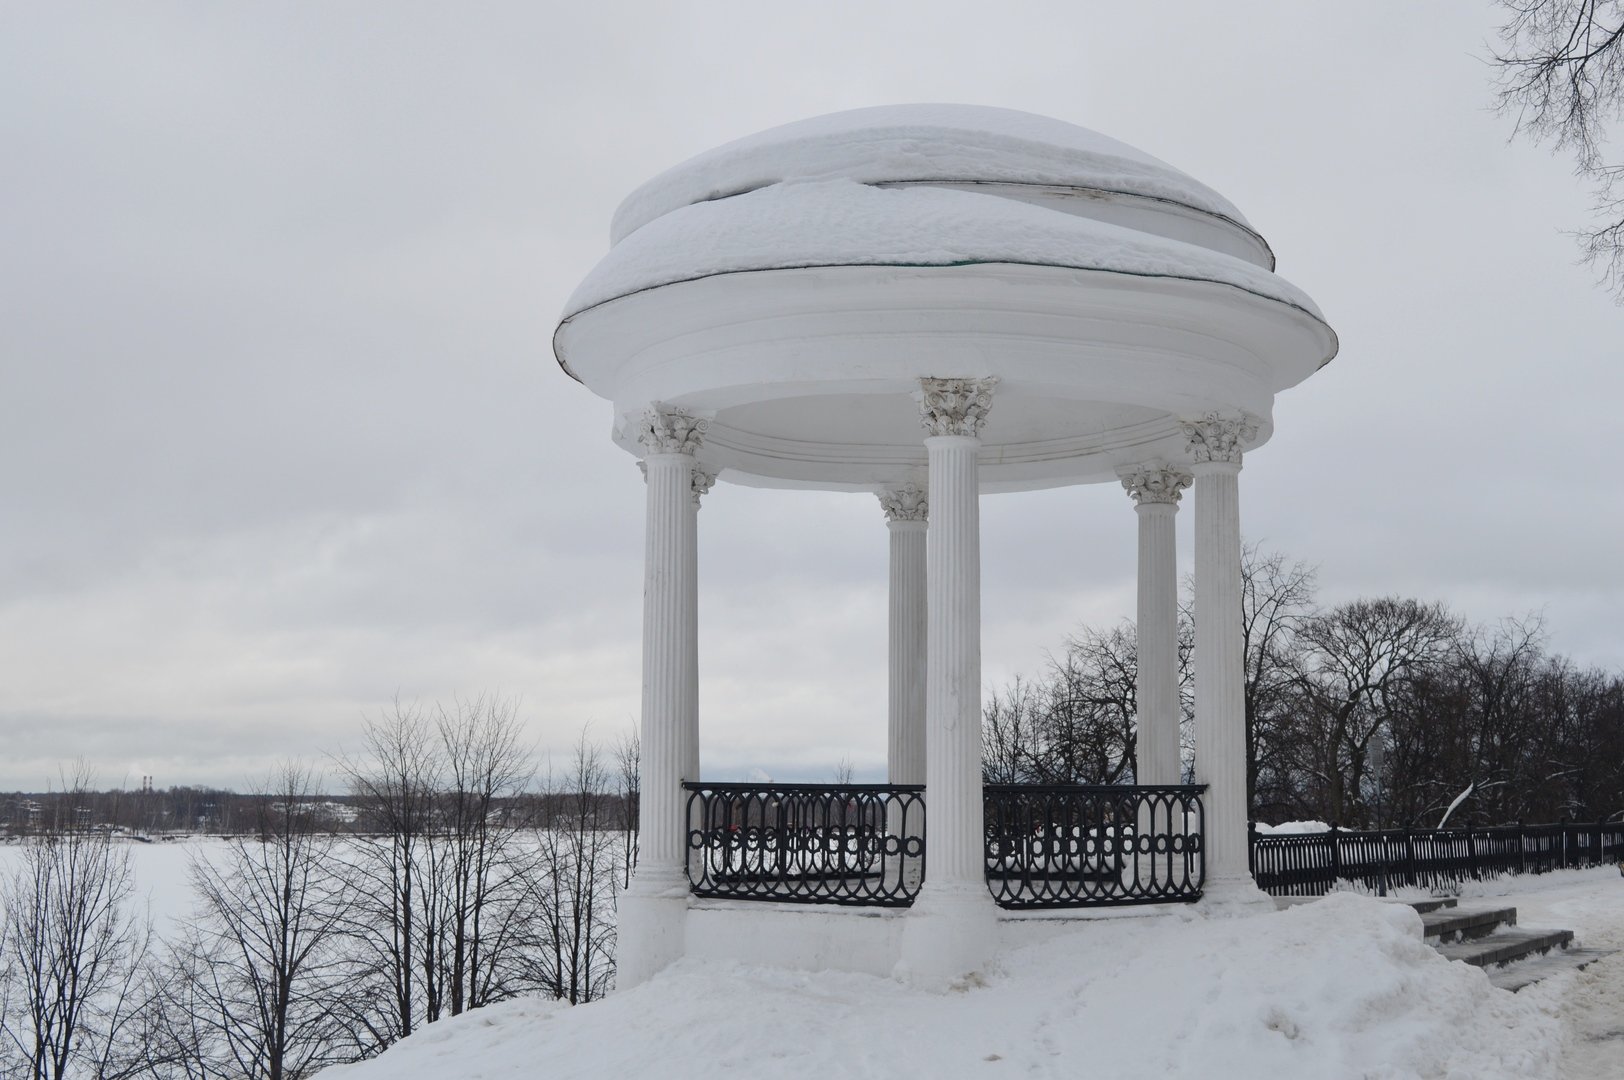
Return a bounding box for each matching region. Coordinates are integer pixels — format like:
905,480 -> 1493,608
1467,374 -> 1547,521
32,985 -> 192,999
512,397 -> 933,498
554,104 -> 1337,988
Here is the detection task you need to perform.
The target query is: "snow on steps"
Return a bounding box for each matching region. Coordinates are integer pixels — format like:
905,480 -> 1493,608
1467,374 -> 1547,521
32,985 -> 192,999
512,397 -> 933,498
1421,904 -> 1519,944
1413,900 -> 1614,992
1280,893 -> 1613,991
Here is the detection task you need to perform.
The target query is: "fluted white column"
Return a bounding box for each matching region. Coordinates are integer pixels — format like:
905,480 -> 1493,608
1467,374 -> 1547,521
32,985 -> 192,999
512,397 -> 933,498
1186,413 -> 1259,897
634,406 -> 706,883
900,378 -> 999,986
922,386 -> 994,888
879,485 -> 928,789
1120,464 -> 1190,788
618,404 -> 708,988
685,465 -> 716,788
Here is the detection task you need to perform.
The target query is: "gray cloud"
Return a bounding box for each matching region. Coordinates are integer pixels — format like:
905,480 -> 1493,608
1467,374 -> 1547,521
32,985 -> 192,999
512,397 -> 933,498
2,1 -> 1619,790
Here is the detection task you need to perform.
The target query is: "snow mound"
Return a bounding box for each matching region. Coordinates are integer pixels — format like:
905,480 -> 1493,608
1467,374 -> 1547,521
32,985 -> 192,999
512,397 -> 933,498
565,178 -> 1321,320
320,893 -> 1560,1080
1256,819 -> 1333,834
610,104 -> 1251,243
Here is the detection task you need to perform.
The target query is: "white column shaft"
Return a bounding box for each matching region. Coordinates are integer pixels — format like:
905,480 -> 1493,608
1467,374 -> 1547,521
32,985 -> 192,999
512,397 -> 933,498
682,480 -> 701,785
1135,501 -> 1181,787
888,520 -> 927,787
639,452 -> 697,875
924,436 -> 983,885
1192,463 -> 1247,883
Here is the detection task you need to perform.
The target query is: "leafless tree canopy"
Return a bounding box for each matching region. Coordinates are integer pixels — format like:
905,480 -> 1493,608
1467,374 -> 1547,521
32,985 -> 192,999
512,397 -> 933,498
164,764 -> 357,1080
0,766 -> 151,1080
987,543 -> 1624,828
0,710 -> 641,1078
984,623 -> 1140,785
1495,0 -> 1624,294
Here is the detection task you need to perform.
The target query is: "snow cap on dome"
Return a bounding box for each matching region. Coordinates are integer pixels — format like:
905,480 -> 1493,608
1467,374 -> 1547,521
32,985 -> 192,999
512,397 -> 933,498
568,179 -> 1318,321
610,104 -> 1253,244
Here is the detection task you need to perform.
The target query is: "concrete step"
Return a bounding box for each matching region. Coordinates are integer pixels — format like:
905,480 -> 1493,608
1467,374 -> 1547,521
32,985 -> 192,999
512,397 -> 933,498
1420,905 -> 1517,943
1405,897 -> 1458,915
1436,927 -> 1574,969
1486,947 -> 1615,992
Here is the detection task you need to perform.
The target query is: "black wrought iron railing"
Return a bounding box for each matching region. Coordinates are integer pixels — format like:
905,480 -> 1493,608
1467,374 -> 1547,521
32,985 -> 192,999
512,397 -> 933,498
682,781 -> 925,907
1249,817 -> 1624,897
982,784 -> 1206,908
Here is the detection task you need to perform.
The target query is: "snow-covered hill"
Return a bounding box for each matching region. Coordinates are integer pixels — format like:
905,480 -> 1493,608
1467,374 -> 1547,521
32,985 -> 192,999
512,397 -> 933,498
321,871 -> 1624,1080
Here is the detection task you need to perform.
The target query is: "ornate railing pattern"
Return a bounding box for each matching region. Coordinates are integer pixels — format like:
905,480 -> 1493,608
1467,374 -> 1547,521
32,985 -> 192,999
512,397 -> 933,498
1249,818 -> 1624,897
982,784 -> 1206,908
682,781 -> 925,907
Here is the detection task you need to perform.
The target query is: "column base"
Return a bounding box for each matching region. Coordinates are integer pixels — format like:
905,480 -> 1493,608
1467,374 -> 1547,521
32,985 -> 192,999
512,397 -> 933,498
895,881 -> 1000,990
615,867 -> 692,990
1197,874 -> 1276,914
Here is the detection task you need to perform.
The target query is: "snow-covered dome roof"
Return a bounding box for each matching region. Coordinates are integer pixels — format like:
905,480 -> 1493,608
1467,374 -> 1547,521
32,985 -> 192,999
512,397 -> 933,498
566,178 -> 1314,321
610,104 -> 1256,246
565,105 -> 1285,320
553,105 -> 1337,494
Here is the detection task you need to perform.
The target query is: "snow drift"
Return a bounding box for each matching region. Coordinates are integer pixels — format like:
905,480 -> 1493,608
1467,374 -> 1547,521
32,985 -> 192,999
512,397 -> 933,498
321,892 -> 1561,1080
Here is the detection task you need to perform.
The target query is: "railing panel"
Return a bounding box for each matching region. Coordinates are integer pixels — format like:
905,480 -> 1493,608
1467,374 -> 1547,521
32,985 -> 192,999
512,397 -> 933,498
682,781 -> 924,907
1250,816 -> 1624,897
982,784 -> 1205,908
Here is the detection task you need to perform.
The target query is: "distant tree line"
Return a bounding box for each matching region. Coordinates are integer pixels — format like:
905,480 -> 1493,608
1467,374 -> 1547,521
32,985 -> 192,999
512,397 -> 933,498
985,542 -> 1624,830
0,700 -> 639,1080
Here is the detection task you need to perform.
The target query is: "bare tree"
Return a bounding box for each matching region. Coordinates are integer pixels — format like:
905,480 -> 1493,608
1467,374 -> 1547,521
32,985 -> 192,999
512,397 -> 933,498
432,697 -> 534,1017
1494,0 -> 1624,295
981,624 -> 1139,785
172,763 -> 359,1080
1237,543 -> 1319,818
1287,598 -> 1463,825
335,697 -> 540,1044
612,730 -> 640,891
334,702 -> 440,1044
520,734 -> 620,1004
0,768 -> 150,1080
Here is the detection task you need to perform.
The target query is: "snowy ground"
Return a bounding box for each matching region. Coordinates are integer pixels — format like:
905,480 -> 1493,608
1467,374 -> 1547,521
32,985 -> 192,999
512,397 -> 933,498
320,867 -> 1623,1080
1468,867 -> 1624,1080
6,840 -> 1614,1078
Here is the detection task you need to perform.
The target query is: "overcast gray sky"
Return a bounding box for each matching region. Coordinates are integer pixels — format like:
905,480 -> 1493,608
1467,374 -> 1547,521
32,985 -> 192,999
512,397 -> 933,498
2,1 -> 1618,792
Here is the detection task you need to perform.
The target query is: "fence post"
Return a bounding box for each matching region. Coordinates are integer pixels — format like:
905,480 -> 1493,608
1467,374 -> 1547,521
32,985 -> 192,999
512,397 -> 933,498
1328,823 -> 1341,889
1561,816 -> 1572,869
1597,818 -> 1607,869
1247,819 -> 1257,876
1404,826 -> 1417,887
1517,820 -> 1526,876
1466,827 -> 1479,880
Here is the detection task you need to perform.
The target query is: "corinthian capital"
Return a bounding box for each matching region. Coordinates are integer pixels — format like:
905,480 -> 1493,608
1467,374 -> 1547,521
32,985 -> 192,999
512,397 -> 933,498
637,404 -> 707,456
918,377 -> 998,438
1181,411 -> 1259,465
877,484 -> 928,524
691,466 -> 718,508
1119,463 -> 1192,506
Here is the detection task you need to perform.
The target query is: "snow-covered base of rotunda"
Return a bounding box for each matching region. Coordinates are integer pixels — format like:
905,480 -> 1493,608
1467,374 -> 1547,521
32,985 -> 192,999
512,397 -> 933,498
318,893 -> 1563,1080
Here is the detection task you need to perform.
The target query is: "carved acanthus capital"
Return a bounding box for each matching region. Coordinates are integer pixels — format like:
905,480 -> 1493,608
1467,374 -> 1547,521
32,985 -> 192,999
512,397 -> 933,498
1120,463 -> 1192,506
637,458 -> 718,507
691,466 -> 718,507
877,484 -> 928,524
917,377 -> 998,438
637,404 -> 707,456
1181,411 -> 1259,465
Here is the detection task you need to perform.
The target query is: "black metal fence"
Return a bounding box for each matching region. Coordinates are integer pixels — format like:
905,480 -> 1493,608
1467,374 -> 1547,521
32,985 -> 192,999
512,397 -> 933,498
1250,818 -> 1624,897
682,781 -> 925,906
982,784 -> 1206,908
